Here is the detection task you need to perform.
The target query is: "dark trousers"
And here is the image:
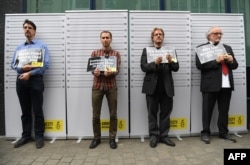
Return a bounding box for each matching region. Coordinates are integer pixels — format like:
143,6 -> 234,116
16,75 -> 45,139
146,92 -> 173,139
92,87 -> 117,139
201,88 -> 232,135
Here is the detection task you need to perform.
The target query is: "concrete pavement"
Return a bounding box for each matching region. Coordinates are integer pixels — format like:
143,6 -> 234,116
0,131 -> 250,165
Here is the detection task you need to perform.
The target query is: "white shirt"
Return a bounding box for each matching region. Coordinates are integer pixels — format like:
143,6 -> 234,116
222,74 -> 230,88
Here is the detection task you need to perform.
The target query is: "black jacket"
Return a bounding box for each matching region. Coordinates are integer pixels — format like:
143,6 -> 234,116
140,47 -> 179,97
195,43 -> 238,92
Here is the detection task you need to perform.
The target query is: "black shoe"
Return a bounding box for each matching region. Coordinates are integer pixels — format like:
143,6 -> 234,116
160,138 -> 175,147
109,139 -> 117,149
14,138 -> 30,148
150,139 -> 158,148
89,139 -> 101,149
36,138 -> 44,149
201,134 -> 210,144
219,134 -> 237,143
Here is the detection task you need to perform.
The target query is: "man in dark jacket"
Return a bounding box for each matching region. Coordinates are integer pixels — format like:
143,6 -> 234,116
141,27 -> 179,148
196,26 -> 238,144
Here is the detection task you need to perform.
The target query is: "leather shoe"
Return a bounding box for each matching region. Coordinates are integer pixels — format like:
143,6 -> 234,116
150,139 -> 158,148
36,138 -> 44,149
89,139 -> 101,149
109,139 -> 117,149
219,134 -> 236,143
14,138 -> 30,148
201,134 -> 210,144
160,138 -> 175,147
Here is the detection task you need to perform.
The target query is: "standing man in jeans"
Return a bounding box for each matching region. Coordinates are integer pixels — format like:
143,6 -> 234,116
89,31 -> 121,149
196,26 -> 238,144
11,19 -> 50,149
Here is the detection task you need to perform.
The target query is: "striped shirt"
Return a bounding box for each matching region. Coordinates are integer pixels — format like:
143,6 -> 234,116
91,48 -> 121,91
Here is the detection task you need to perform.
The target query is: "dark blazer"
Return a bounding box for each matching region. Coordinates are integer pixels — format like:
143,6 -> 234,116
195,42 -> 238,92
140,47 -> 179,97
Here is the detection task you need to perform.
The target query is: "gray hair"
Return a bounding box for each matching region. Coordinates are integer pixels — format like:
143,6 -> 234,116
205,26 -> 221,40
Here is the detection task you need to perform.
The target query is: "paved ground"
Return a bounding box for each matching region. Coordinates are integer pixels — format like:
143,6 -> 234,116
0,131 -> 250,165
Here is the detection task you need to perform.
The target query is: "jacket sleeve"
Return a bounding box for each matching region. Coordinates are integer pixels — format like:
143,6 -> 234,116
223,44 -> 238,70
168,50 -> 179,72
140,48 -> 158,73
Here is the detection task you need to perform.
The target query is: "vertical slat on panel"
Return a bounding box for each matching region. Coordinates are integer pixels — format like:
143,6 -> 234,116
4,14 -> 67,139
190,13 -> 247,134
66,10 -> 129,139
129,11 -> 191,138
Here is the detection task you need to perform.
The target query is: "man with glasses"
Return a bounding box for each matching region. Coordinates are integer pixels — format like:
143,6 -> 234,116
196,26 -> 238,144
140,27 -> 179,148
89,31 -> 121,149
11,19 -> 50,149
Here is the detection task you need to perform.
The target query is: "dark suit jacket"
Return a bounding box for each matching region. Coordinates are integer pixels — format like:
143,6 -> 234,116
195,42 -> 238,92
140,47 -> 179,97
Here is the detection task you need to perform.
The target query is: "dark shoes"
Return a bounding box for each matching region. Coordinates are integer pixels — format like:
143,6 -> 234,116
159,138 -> 176,147
201,134 -> 210,144
36,138 -> 44,149
89,139 -> 117,149
14,138 -> 30,148
109,139 -> 117,149
89,139 -> 101,149
150,139 -> 158,148
219,134 -> 237,143
14,137 -> 44,149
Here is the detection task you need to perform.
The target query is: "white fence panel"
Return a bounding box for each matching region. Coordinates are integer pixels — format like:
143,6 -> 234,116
129,11 -> 191,139
190,13 -> 247,135
65,10 -> 129,139
5,14 -> 67,139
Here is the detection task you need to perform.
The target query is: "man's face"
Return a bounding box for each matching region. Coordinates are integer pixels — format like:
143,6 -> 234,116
208,27 -> 223,44
23,23 -> 36,39
153,30 -> 164,45
100,32 -> 112,48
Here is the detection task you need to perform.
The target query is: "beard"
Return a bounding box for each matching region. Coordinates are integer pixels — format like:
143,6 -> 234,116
25,32 -> 31,38
155,39 -> 163,45
103,42 -> 110,48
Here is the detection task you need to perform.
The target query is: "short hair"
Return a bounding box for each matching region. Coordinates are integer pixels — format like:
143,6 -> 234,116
23,19 -> 36,30
151,27 -> 165,42
100,31 -> 112,39
205,26 -> 221,40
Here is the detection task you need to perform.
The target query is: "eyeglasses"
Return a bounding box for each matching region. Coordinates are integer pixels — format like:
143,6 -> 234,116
211,32 -> 223,36
23,26 -> 34,30
154,33 -> 163,36
101,37 -> 110,39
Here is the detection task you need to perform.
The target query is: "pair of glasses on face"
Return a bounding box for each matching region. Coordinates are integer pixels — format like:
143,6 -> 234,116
154,33 -> 163,36
101,37 -> 110,39
211,32 -> 223,36
23,26 -> 34,30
